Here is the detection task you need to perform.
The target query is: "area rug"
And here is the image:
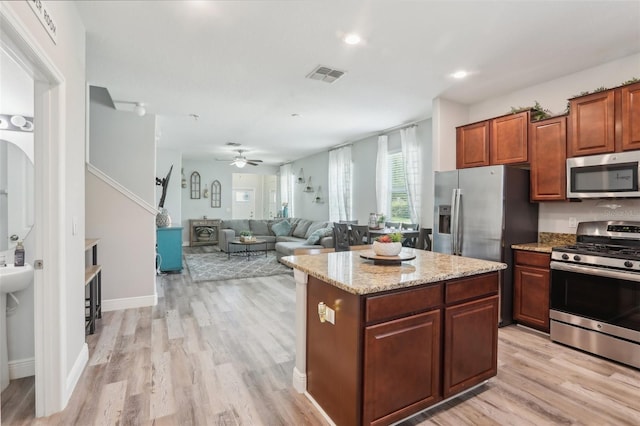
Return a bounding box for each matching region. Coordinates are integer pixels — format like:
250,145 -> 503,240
184,251 -> 293,282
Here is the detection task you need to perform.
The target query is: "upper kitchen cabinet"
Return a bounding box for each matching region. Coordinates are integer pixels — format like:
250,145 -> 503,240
568,82 -> 640,157
490,111 -> 529,165
457,111 -> 529,169
621,82 -> 640,151
529,116 -> 567,201
568,90 -> 615,157
456,121 -> 490,169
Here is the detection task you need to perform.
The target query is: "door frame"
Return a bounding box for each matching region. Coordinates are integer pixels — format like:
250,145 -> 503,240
1,6 -> 67,416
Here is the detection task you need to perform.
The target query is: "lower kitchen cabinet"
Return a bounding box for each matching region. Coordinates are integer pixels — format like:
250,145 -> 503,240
363,310 -> 441,426
513,250 -> 551,332
306,272 -> 499,425
443,295 -> 499,398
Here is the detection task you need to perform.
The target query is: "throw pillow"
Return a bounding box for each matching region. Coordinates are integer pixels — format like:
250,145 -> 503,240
305,226 -> 333,245
272,220 -> 292,237
305,221 -> 327,238
293,219 -> 313,238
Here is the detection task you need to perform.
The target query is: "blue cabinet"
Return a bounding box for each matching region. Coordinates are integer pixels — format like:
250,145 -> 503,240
156,227 -> 183,272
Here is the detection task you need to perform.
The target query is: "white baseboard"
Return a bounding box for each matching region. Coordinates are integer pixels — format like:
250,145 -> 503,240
65,343 -> 88,404
9,357 -> 35,379
102,293 -> 158,312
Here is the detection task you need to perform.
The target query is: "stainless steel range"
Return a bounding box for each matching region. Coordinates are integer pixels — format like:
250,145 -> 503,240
550,221 -> 640,369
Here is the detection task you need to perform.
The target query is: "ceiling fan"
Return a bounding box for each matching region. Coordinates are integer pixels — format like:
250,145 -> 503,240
218,149 -> 263,168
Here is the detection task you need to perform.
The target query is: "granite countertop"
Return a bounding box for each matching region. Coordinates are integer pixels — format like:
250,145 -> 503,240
280,249 -> 506,295
511,242 -> 555,254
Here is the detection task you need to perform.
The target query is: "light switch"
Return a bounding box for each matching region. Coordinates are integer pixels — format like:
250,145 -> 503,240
569,217 -> 577,228
72,216 -> 78,235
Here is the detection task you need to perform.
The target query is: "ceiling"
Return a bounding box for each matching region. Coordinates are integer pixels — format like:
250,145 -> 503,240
76,1 -> 640,166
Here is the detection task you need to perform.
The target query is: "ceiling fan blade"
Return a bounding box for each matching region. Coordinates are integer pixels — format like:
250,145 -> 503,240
246,159 -> 263,163
247,161 -> 260,166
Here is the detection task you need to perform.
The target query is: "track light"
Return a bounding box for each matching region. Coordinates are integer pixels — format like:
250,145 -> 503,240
133,102 -> 146,117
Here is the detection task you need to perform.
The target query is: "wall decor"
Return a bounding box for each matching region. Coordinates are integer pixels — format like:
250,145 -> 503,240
297,168 -> 305,184
203,187 -> 209,198
313,186 -> 324,203
181,168 -> 187,188
211,180 -> 221,208
304,176 -> 314,192
190,171 -> 201,199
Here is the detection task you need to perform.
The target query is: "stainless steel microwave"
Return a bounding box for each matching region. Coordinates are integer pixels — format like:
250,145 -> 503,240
567,152 -> 640,198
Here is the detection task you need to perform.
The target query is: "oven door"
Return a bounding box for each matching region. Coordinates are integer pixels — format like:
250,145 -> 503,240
550,262 -> 640,334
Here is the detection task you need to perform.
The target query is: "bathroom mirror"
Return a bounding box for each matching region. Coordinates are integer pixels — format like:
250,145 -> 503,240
0,137 -> 34,251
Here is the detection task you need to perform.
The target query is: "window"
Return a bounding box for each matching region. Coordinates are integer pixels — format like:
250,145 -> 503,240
388,151 -> 410,222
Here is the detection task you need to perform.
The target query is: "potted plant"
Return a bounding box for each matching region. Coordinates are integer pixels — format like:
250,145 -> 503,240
375,214 -> 386,229
372,232 -> 402,256
239,230 -> 254,242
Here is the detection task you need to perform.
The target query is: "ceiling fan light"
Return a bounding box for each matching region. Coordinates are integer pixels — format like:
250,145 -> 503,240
235,159 -> 247,168
134,102 -> 146,116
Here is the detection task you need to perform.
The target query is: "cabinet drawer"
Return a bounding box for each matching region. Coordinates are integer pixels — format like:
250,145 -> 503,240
445,273 -> 498,305
366,284 -> 442,324
514,250 -> 550,268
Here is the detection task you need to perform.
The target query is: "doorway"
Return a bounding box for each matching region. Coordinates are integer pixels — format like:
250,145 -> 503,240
232,173 -> 278,219
1,7 -> 68,418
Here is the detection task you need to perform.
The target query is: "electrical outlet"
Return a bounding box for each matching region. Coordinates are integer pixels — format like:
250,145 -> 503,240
569,217 -> 578,228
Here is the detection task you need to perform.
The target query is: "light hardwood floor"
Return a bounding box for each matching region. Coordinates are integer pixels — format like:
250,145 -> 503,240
2,248 -> 639,425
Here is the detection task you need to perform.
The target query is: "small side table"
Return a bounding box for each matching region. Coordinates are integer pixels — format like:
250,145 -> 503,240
227,239 -> 268,261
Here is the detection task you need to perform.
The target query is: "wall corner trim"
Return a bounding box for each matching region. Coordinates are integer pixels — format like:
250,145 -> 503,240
87,163 -> 157,215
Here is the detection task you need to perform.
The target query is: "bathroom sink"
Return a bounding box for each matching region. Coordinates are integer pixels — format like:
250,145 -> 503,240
0,263 -> 34,293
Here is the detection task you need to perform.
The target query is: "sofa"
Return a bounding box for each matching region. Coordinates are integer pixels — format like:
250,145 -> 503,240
218,218 -> 334,261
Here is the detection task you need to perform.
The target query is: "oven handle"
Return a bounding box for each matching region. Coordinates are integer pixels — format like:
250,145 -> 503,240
550,261 -> 640,282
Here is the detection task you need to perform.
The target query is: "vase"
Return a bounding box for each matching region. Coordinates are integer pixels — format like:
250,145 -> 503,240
372,241 -> 402,256
156,208 -> 172,228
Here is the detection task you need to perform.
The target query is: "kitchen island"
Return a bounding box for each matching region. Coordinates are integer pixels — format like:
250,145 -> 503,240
280,249 -> 507,426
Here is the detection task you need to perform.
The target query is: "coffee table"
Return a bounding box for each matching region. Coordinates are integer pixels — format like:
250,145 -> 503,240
227,239 -> 268,261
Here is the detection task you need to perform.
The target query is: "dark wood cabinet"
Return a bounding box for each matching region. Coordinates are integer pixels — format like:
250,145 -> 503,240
490,111 -> 529,165
363,310 -> 441,426
457,112 -> 528,169
456,121 -> 490,169
621,82 -> 640,151
568,90 -> 616,157
529,116 -> 567,201
305,272 -> 500,425
513,250 -> 551,332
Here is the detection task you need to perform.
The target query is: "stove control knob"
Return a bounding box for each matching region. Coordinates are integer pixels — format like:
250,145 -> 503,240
573,255 -> 581,261
625,261 -> 633,268
562,254 -> 569,260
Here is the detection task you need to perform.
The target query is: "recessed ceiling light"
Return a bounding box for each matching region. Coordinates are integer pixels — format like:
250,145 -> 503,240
291,113 -> 301,117
343,33 -> 362,45
452,70 -> 468,79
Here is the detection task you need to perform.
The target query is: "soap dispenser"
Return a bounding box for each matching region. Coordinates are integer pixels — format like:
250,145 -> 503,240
14,241 -> 25,267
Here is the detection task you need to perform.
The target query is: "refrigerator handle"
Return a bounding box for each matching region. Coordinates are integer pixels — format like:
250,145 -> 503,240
450,188 -> 457,255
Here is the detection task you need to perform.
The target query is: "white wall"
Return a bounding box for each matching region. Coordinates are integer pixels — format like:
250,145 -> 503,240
288,151 -> 330,221
87,88 -> 157,310
465,53 -> 640,234
89,88 -> 156,205
3,0 -> 88,409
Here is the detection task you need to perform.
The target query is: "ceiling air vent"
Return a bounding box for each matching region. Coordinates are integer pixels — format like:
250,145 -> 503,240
226,142 -> 242,147
306,65 -> 346,83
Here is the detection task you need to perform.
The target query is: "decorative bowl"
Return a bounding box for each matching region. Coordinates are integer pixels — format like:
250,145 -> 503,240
372,241 -> 402,256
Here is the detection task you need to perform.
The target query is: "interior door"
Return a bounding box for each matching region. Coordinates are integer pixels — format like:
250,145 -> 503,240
232,188 -> 255,219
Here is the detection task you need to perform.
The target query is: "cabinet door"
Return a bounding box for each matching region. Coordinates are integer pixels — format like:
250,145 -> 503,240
490,111 -> 529,165
363,310 -> 441,426
456,121 -> 490,169
621,82 -> 640,151
568,90 -> 615,157
514,264 -> 550,332
529,116 -> 567,201
443,295 -> 498,398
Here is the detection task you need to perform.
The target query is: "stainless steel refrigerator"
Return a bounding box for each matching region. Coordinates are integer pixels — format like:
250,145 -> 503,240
433,165 -> 539,326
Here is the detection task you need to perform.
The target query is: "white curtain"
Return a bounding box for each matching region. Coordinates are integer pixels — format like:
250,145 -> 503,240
401,126 -> 421,224
328,146 -> 352,222
279,163 -> 293,217
376,135 -> 389,217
